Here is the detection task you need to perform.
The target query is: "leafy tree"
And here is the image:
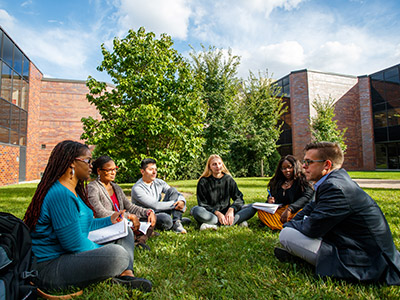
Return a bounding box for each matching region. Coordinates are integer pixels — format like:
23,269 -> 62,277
229,71 -> 286,176
190,45 -> 241,158
310,96 -> 347,153
81,27 -> 205,181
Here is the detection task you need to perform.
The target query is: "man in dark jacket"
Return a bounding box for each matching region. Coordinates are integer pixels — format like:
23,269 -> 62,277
275,142 -> 400,285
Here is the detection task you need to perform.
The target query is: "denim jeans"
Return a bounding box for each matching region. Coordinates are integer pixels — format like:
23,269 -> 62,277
35,228 -> 135,290
154,187 -> 183,230
190,204 -> 257,225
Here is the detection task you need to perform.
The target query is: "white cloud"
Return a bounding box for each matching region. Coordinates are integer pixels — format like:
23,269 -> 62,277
0,9 -> 16,30
116,0 -> 191,39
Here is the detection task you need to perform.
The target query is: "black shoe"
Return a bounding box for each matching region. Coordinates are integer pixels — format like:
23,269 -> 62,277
112,276 -> 152,292
274,247 -> 297,262
181,217 -> 192,225
136,242 -> 151,251
151,231 -> 160,237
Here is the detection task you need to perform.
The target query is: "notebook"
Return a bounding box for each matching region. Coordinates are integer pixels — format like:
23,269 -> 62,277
252,202 -> 281,214
88,218 -> 129,244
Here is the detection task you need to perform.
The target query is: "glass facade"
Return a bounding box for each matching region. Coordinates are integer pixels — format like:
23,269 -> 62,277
0,28 -> 29,146
275,75 -> 293,156
370,64 -> 400,169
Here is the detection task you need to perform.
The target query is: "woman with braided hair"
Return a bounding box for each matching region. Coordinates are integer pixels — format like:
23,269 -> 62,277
24,140 -> 152,292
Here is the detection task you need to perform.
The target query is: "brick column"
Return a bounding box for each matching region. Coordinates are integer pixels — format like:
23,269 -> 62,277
289,70 -> 311,160
358,76 -> 375,170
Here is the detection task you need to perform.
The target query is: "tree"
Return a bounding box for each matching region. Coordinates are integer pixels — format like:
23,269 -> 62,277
310,96 -> 347,153
81,27 -> 205,181
229,71 -> 286,176
190,45 -> 241,158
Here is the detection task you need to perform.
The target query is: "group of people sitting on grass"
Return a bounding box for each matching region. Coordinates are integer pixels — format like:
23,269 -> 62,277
23,140 -> 400,295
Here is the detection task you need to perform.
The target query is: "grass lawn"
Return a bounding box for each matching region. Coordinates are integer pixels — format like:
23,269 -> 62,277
0,178 -> 399,299
347,171 -> 400,180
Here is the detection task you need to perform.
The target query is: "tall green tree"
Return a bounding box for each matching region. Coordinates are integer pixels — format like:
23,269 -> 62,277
310,96 -> 347,153
81,27 -> 205,181
230,71 -> 286,176
190,46 -> 241,158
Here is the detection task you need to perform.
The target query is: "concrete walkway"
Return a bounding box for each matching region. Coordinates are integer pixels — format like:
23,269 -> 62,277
353,179 -> 400,189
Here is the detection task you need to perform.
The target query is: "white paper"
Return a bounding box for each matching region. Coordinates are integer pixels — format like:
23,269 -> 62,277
139,222 -> 151,234
88,218 -> 129,244
252,202 -> 282,214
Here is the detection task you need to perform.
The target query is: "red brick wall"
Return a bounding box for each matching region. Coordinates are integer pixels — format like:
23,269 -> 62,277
37,79 -> 101,173
25,62 -> 43,181
290,71 -> 311,161
289,70 -> 374,170
0,144 -> 19,185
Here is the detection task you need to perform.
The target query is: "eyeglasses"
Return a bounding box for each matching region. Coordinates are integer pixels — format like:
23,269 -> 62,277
302,159 -> 326,167
281,166 -> 293,171
100,166 -> 119,173
75,157 -> 93,165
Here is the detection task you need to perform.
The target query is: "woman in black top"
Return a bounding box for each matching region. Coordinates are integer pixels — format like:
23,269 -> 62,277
258,155 -> 314,230
191,155 -> 256,230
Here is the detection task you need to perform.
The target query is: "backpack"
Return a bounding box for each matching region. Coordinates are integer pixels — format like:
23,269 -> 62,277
0,212 -> 37,300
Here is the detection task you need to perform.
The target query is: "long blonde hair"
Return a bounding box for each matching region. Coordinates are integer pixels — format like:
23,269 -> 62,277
200,155 -> 231,179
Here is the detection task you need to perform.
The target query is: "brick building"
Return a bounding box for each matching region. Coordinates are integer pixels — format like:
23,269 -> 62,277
0,26 -> 399,186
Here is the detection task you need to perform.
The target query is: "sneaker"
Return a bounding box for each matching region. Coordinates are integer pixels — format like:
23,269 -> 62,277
181,217 -> 192,225
238,221 -> 248,227
172,220 -> 187,234
112,276 -> 152,292
200,223 -> 218,231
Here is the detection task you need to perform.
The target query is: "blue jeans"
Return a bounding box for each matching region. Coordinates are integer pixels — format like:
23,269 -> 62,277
35,228 -> 135,290
190,204 -> 257,225
155,187 -> 183,230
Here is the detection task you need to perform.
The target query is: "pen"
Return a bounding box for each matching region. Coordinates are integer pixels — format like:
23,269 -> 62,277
114,203 -> 123,221
267,189 -> 271,197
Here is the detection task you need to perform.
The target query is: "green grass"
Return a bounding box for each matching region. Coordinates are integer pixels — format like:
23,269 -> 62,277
347,171 -> 400,180
1,178 -> 400,299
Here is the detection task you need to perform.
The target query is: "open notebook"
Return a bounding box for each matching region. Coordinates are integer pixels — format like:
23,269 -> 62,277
252,202 -> 282,214
88,218 -> 129,244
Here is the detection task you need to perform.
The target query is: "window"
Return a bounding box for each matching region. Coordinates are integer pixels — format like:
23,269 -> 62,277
373,111 -> 387,128
13,47 -> 23,75
1,63 -> 12,102
2,34 -> 13,68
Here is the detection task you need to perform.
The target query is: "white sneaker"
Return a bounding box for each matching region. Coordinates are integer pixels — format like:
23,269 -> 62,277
172,220 -> 187,234
200,223 -> 218,231
238,221 -> 248,227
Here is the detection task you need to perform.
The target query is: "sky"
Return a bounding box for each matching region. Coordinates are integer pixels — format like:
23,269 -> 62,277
1,0 -> 400,83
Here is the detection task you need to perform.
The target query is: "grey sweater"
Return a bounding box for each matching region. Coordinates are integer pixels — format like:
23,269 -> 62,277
88,178 -> 149,219
131,178 -> 186,211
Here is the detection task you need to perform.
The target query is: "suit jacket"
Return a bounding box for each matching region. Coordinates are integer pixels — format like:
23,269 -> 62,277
286,168 -> 400,285
88,178 -> 149,219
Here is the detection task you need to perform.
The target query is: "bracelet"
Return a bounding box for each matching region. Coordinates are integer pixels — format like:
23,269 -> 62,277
146,209 -> 154,216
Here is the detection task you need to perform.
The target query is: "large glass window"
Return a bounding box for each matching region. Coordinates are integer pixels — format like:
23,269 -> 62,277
0,28 -> 30,146
370,64 -> 400,169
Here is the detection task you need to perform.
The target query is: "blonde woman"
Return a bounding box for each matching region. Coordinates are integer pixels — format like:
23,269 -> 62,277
190,155 -> 256,230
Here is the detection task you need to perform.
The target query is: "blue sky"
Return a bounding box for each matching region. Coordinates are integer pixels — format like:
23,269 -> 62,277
1,0 -> 399,83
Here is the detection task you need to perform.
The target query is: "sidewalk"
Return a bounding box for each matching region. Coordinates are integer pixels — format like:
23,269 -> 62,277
353,179 -> 400,189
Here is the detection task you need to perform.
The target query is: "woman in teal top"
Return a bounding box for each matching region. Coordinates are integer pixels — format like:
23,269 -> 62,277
24,140 -> 151,292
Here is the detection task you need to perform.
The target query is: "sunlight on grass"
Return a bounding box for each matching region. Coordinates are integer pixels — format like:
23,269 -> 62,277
0,178 -> 399,299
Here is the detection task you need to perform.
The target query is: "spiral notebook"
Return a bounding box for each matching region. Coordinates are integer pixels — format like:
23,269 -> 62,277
88,218 -> 129,244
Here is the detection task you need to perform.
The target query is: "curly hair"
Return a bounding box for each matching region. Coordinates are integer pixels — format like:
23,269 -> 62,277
268,155 -> 310,195
24,140 -> 93,230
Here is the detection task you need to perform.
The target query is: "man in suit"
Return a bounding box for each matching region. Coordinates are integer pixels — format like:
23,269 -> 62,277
275,142 -> 400,285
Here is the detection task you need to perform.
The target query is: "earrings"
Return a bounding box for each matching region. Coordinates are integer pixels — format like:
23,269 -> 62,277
70,167 -> 75,179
